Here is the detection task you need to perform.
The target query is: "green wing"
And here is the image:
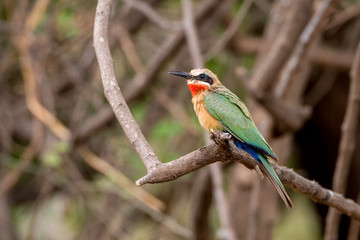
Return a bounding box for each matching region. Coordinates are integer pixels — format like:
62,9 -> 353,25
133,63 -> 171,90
204,87 -> 277,160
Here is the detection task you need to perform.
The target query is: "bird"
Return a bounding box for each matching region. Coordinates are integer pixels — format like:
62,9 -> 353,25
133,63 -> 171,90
169,68 -> 293,209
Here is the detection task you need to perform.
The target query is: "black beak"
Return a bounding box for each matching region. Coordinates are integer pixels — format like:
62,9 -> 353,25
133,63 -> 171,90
168,71 -> 194,80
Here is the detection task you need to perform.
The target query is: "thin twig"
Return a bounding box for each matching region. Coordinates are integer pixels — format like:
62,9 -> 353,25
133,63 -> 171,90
249,0 -> 313,93
120,0 -> 180,30
153,89 -> 200,137
0,121 -> 42,197
247,180 -> 260,240
123,0 -> 221,104
77,145 -> 165,212
113,24 -> 144,73
182,0 -> 203,67
210,163 -> 237,240
324,40 -> 360,240
275,0 -> 332,98
0,0 -> 51,197
206,0 -> 253,60
230,35 -> 354,69
191,169 -> 213,240
79,182 -> 192,239
304,69 -> 337,106
325,3 -> 360,30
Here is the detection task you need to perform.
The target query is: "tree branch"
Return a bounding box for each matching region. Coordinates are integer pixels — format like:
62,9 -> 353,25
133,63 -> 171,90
93,0 -> 360,224
275,0 -> 332,98
94,0 -> 162,171
249,0 -> 313,93
182,0 -> 203,68
324,39 -> 360,240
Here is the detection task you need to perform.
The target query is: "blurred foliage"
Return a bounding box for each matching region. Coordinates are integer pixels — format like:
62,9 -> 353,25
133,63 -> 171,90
0,0 -> 359,239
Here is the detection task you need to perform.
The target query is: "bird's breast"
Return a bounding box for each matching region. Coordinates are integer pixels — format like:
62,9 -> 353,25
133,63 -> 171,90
192,93 -> 222,132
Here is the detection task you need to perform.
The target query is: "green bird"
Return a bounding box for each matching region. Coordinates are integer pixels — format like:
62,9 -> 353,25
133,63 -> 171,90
169,68 -> 293,209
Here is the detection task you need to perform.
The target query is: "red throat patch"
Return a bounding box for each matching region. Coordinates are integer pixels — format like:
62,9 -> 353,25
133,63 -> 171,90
187,83 -> 207,97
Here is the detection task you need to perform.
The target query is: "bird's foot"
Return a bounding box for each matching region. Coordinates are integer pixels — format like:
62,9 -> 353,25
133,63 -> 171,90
210,130 -> 232,146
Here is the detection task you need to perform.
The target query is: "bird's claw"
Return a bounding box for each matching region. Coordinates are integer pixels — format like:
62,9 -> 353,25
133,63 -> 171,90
210,130 -> 232,146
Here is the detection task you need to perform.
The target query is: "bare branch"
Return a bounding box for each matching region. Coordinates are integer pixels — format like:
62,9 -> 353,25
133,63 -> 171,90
182,0 -> 203,68
247,180 -> 260,240
113,24 -> 144,73
324,40 -> 360,240
120,0 -> 180,30
93,0 -> 162,171
231,35 -> 354,69
275,165 -> 360,221
206,0 -> 253,60
77,145 -> 165,212
191,169 -> 213,240
275,0 -> 332,97
210,163 -> 237,240
325,3 -> 360,30
348,193 -> 360,240
93,0 -> 360,225
134,133 -> 360,221
123,0 -> 221,104
249,0 -> 313,92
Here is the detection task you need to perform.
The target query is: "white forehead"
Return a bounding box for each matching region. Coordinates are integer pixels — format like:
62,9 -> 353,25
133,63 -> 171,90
190,68 -> 208,76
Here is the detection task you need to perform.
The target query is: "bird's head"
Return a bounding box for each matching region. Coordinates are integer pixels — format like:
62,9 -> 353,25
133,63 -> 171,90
169,68 -> 220,97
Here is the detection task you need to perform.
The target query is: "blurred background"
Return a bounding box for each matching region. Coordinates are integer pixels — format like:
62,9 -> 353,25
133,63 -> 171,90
1,0 -> 360,239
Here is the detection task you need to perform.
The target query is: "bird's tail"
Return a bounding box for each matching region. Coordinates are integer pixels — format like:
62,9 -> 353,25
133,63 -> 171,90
232,137 -> 293,209
258,154 -> 294,210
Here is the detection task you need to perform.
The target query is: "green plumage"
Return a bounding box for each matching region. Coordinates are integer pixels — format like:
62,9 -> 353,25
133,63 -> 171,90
203,84 -> 293,209
168,68 -> 293,209
203,85 -> 277,160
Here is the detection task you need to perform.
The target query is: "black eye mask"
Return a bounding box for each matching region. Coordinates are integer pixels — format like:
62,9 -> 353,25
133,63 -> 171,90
196,73 -> 214,85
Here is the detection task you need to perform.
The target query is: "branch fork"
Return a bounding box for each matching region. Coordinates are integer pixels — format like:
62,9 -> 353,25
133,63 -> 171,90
94,0 -> 360,223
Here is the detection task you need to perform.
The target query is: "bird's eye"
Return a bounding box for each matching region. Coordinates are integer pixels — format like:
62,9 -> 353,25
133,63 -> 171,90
199,74 -> 206,79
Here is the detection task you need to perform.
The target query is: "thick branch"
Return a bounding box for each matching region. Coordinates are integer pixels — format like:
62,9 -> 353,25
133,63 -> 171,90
135,141 -> 246,185
276,166 -> 360,221
93,0 -> 161,171
93,0 -> 360,223
137,135 -> 360,221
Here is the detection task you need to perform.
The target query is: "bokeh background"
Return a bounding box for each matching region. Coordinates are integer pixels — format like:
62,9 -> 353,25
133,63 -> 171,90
1,0 -> 360,239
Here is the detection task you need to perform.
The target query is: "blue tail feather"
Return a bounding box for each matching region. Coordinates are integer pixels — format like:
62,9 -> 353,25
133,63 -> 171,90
233,136 -> 261,162
231,133 -> 294,209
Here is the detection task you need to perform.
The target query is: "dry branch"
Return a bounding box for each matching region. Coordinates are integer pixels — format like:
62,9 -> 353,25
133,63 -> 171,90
324,40 -> 360,240
182,0 -> 203,68
206,0 -> 253,60
191,169 -> 213,240
210,163 -> 237,240
120,0 -> 180,30
231,36 -> 354,69
94,0 -> 162,171
249,0 -> 313,92
123,0 -> 221,104
77,0 -> 223,143
93,0 -> 360,226
275,0 -> 332,97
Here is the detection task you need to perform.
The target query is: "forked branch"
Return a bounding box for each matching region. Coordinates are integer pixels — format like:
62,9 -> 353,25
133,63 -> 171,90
93,0 -> 360,222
